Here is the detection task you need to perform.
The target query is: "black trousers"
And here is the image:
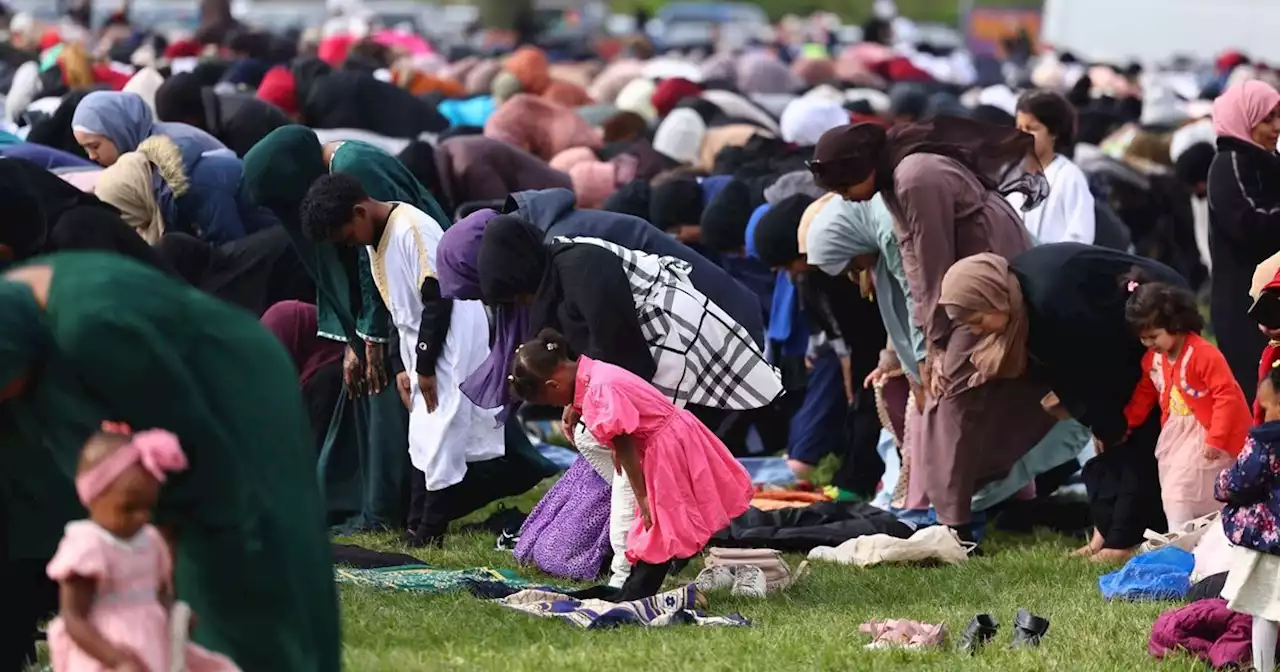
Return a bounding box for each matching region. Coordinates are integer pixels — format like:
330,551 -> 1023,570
1082,410 -> 1166,549
566,560 -> 675,603
832,387 -> 886,498
406,452 -> 552,535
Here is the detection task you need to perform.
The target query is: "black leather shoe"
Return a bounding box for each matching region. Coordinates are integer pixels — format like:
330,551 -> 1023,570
1011,609 -> 1050,649
959,614 -> 999,653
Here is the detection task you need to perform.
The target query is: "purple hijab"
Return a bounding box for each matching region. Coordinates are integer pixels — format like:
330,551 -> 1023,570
436,208 -> 530,414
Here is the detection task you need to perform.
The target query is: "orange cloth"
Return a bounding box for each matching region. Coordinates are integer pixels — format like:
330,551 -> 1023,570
503,46 -> 550,95
401,71 -> 465,98
1124,333 -> 1253,455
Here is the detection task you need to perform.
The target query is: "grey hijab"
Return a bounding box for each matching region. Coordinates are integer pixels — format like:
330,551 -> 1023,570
805,193 -> 925,380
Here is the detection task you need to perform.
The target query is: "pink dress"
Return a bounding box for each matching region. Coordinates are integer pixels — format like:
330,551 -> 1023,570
47,521 -> 240,672
573,356 -> 753,564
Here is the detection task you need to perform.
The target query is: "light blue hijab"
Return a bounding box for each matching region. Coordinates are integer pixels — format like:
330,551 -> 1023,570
805,194 -> 925,381
71,91 -> 229,170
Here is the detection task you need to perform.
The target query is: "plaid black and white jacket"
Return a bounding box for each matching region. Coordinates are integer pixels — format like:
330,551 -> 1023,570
559,236 -> 783,411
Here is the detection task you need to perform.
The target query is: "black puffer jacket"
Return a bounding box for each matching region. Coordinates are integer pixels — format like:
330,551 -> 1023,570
1207,136 -> 1280,402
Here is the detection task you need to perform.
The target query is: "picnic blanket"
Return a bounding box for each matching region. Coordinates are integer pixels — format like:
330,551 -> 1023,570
496,584 -> 751,629
335,564 -> 534,594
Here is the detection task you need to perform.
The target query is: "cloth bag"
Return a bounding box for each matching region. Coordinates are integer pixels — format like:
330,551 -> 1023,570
807,526 -> 973,567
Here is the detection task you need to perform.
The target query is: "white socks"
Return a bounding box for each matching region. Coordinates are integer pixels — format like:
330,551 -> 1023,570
1254,617 -> 1278,672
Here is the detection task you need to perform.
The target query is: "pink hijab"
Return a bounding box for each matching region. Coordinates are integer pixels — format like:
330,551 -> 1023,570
484,94 -> 602,161
1213,80 -> 1280,146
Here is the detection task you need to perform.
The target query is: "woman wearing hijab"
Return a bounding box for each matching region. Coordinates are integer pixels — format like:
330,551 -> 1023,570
261,300 -> 347,451
806,118 -> 1062,533
94,135 -> 279,245
438,216 -> 611,584
483,93 -> 602,161
939,243 -> 1185,560
806,196 -> 1093,517
70,90 -> 229,168
0,252 -> 339,671
1207,80 -> 1280,402
242,125 -> 448,532
476,214 -> 782,441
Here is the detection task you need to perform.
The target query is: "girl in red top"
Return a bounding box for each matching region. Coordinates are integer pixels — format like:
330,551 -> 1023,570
1123,282 -> 1252,528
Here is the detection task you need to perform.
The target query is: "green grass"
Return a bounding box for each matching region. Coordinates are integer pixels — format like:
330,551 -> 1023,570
336,480 -> 1206,672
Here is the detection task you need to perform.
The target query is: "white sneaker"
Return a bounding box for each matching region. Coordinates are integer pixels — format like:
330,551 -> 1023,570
729,565 -> 768,599
693,565 -> 734,592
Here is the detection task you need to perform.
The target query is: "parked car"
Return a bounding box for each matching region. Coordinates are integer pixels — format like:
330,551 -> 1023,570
648,2 -> 770,52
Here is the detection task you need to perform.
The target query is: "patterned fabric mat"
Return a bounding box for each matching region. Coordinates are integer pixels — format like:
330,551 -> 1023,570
335,564 -> 534,594
497,584 -> 751,629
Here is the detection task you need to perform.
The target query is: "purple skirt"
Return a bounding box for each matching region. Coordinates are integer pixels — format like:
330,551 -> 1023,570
514,456 -> 612,581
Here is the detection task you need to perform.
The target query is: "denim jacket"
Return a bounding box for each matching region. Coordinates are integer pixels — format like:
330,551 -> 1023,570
1215,420 -> 1280,555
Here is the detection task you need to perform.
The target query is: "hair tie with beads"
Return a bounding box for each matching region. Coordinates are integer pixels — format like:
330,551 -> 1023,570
546,342 -> 558,351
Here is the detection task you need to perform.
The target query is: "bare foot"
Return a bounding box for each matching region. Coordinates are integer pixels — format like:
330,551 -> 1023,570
1069,529 -> 1104,557
1089,547 -> 1135,564
1070,543 -> 1098,558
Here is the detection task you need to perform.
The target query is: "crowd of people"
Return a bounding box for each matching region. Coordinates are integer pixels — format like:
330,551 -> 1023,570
3,2 -> 1280,670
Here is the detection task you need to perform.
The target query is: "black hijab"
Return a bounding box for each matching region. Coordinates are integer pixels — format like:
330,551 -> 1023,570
700,178 -> 758,253
648,178 -> 704,232
477,215 -> 550,303
0,158 -> 47,258
602,179 -> 651,220
50,206 -> 177,274
26,88 -> 106,158
752,193 -> 814,268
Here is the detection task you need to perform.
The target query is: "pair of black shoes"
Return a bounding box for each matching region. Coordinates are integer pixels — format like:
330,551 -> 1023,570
959,610 -> 1050,653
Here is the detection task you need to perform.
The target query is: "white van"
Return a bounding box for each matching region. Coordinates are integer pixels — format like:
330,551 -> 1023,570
1042,0 -> 1280,62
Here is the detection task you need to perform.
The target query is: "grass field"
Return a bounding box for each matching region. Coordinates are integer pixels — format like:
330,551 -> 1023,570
336,479 -> 1206,672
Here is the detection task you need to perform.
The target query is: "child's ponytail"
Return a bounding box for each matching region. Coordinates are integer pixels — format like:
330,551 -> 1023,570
508,328 -> 572,401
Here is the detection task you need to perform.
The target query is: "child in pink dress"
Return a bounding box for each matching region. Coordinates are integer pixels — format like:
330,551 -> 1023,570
47,423 -> 240,672
1122,283 -> 1252,529
508,328 -> 754,601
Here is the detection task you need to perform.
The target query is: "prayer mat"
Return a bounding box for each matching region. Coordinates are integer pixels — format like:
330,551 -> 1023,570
496,584 -> 751,629
335,564 -> 533,594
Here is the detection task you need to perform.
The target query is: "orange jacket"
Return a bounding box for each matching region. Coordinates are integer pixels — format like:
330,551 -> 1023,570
1124,333 -> 1252,456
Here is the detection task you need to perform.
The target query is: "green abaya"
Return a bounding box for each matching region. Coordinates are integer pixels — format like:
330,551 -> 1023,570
243,125 -> 451,531
0,252 -> 338,671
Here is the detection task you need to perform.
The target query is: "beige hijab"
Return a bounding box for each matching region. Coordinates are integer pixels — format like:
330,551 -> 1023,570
94,135 -> 190,244
938,253 -> 1029,387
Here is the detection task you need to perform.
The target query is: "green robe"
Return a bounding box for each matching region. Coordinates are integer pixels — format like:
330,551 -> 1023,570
244,127 -> 451,531
0,252 -> 339,671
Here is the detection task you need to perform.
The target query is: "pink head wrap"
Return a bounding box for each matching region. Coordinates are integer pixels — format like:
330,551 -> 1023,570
1213,80 -> 1280,146
76,426 -> 188,505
